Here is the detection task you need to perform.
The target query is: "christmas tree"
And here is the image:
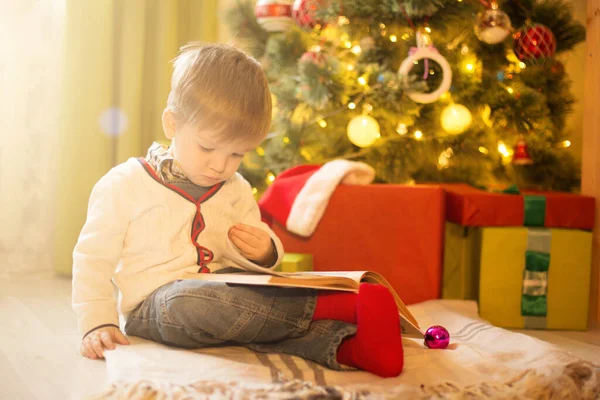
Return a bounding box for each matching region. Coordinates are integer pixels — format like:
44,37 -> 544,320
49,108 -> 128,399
228,0 -> 585,194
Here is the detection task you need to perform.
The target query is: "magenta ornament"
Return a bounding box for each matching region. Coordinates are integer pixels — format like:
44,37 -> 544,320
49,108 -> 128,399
424,325 -> 450,349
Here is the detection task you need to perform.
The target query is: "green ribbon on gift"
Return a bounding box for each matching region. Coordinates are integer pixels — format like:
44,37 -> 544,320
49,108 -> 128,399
521,229 -> 552,320
473,184 -> 547,227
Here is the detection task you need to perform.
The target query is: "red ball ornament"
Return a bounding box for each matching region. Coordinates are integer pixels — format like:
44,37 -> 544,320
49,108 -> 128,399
513,24 -> 556,63
255,0 -> 294,32
513,137 -> 534,165
292,0 -> 326,29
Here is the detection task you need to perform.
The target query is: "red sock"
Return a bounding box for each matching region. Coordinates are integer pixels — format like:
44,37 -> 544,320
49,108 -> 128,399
312,291 -> 357,323
336,283 -> 404,378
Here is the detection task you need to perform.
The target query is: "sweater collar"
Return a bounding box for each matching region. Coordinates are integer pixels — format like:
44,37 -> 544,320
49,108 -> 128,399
144,142 -> 188,184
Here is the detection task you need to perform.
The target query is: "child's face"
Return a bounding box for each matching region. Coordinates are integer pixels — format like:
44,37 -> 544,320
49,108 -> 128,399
171,121 -> 259,187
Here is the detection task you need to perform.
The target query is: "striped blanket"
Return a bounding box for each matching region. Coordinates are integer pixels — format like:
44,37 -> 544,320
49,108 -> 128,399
96,300 -> 599,399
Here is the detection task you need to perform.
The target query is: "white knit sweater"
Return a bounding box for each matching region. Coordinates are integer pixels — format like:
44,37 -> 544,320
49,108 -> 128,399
72,158 -> 284,337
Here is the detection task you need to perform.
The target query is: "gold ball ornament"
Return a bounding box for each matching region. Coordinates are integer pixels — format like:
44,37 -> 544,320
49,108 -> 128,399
347,115 -> 380,148
440,104 -> 472,135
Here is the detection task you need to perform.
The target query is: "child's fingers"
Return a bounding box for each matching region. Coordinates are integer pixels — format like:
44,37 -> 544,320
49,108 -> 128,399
233,223 -> 263,237
82,340 -> 98,360
100,331 -> 115,350
230,228 -> 260,247
230,234 -> 255,255
90,335 -> 105,359
114,331 -> 130,345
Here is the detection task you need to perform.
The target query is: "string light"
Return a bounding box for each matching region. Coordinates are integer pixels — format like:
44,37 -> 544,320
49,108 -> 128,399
438,148 -> 454,170
414,130 -> 423,140
318,119 -> 327,128
465,63 -> 475,72
519,62 -> 526,69
563,140 -> 571,148
506,87 -> 514,94
337,16 -> 349,25
358,76 -> 367,85
310,45 -> 322,52
283,136 -> 290,144
396,123 -> 408,135
347,64 -> 354,71
344,41 -> 352,49
379,23 -> 386,29
390,35 -> 398,42
256,146 -> 265,156
252,187 -> 258,195
424,27 -> 432,33
497,141 -> 511,157
267,173 -> 275,183
351,45 -> 362,55
348,102 -> 356,109
461,44 -> 469,55
402,33 -> 411,41
478,146 -> 489,154
363,103 -> 373,113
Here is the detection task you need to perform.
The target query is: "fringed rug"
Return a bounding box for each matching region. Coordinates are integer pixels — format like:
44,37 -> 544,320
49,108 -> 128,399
92,300 -> 600,399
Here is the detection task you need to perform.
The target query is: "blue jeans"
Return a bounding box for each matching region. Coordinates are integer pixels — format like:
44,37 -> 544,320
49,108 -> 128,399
124,279 -> 357,370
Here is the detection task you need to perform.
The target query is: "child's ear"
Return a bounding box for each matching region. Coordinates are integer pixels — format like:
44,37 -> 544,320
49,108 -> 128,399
162,109 -> 177,140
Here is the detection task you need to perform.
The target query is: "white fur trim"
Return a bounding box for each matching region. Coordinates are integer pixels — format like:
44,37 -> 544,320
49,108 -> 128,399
286,160 -> 375,236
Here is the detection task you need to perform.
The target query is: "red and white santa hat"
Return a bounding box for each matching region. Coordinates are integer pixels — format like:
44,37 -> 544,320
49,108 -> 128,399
258,159 -> 375,237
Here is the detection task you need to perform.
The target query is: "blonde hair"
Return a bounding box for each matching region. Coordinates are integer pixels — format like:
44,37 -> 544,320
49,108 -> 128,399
167,43 -> 272,142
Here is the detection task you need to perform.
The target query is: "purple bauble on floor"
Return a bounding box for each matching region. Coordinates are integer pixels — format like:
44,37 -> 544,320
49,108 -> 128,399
424,325 -> 450,349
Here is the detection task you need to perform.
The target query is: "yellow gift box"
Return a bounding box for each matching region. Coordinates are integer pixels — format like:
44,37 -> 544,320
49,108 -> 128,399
443,223 -> 482,300
478,227 -> 592,330
275,253 -> 314,273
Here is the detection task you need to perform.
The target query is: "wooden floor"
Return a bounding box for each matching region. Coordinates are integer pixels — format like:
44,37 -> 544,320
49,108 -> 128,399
1,273 -> 599,400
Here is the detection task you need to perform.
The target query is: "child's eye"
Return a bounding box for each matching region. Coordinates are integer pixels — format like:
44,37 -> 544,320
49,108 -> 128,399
233,153 -> 244,158
199,145 -> 214,152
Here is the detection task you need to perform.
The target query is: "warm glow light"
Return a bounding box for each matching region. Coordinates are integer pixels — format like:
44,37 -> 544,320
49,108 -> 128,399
478,146 -> 489,154
390,35 -> 398,42
465,63 -> 474,72
507,87 -> 514,94
267,173 -> 276,183
498,141 -> 511,157
563,140 -> 571,148
256,146 -> 265,156
351,45 -> 362,55
347,115 -> 380,147
338,16 -> 349,25
461,44 -> 469,55
347,64 -> 354,71
318,119 -> 327,128
402,33 -> 410,41
252,187 -> 258,195
519,62 -> 526,69
358,76 -> 367,85
414,130 -> 423,140
424,27 -> 432,33
348,102 -> 356,109
440,104 -> 472,135
396,123 -> 408,135
344,41 -> 352,48
283,136 -> 290,144
310,45 -> 321,52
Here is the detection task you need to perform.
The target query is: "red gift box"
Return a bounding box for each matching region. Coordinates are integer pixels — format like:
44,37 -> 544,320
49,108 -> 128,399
270,184 -> 445,305
442,184 -> 595,229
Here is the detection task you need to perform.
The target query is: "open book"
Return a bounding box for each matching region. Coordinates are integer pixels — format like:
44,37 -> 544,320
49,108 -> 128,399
181,263 -> 423,337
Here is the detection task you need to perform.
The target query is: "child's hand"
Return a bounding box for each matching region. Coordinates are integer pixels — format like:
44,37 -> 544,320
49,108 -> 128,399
80,326 -> 130,360
229,223 -> 275,265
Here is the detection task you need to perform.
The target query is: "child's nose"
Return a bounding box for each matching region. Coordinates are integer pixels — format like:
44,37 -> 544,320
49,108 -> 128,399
209,154 -> 227,173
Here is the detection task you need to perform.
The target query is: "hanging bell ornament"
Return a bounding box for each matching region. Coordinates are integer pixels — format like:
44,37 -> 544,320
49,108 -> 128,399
512,137 -> 534,165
